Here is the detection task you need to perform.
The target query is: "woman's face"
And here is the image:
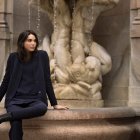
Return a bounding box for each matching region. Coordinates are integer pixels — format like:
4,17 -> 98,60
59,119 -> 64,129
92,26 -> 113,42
24,34 -> 37,52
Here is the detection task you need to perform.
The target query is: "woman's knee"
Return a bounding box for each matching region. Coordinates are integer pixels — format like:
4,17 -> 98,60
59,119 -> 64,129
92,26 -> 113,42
38,103 -> 47,115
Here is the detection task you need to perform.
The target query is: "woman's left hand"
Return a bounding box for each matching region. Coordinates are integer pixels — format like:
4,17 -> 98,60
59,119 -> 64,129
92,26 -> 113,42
53,105 -> 69,110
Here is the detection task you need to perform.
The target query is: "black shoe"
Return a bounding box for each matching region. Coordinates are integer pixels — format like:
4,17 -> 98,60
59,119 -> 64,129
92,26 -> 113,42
0,112 -> 12,124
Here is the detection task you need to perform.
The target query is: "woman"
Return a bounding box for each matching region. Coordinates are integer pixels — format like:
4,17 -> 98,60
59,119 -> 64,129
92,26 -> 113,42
0,30 -> 68,140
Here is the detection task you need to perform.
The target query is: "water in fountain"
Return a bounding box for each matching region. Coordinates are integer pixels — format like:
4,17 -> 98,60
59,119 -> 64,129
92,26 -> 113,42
28,0 -> 41,43
36,0 -> 41,43
71,0 -> 76,33
53,0 -> 58,83
92,0 -> 95,21
53,0 -> 57,32
28,0 -> 31,30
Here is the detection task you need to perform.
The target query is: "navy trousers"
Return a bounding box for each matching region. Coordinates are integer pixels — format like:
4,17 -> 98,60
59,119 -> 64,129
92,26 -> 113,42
6,100 -> 47,140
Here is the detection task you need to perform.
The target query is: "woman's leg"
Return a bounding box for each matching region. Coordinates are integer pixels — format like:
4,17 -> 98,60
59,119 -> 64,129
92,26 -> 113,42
8,100 -> 47,120
0,100 -> 47,140
0,100 -> 47,123
6,104 -> 23,140
9,120 -> 23,140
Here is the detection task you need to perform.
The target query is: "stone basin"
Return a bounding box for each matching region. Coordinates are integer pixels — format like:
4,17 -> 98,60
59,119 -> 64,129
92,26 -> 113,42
0,107 -> 139,140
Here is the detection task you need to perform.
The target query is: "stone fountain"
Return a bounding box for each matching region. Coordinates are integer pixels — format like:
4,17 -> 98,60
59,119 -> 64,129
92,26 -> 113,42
33,0 -> 120,108
0,0 -> 139,140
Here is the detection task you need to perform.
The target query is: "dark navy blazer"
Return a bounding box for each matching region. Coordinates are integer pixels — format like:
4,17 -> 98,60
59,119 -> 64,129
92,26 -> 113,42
0,50 -> 57,107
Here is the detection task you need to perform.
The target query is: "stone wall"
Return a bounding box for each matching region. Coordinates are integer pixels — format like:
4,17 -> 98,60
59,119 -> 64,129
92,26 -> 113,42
93,0 -> 130,107
0,0 -> 12,81
0,0 -> 13,106
129,0 -> 140,107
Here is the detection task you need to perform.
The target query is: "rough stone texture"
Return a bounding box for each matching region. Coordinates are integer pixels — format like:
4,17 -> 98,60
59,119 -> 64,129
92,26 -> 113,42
0,107 -> 139,140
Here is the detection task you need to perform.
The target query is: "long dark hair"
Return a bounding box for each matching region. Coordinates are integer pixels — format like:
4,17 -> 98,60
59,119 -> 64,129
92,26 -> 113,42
17,30 -> 39,62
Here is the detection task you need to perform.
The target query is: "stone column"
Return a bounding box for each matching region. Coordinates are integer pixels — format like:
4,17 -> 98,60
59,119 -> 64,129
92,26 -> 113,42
0,0 -> 10,81
0,0 -> 10,107
129,0 -> 140,107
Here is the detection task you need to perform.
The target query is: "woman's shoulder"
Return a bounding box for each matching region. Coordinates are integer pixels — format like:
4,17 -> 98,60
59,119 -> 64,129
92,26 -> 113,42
8,52 -> 18,59
37,50 -> 49,62
37,50 -> 47,54
37,50 -> 48,57
6,52 -> 18,66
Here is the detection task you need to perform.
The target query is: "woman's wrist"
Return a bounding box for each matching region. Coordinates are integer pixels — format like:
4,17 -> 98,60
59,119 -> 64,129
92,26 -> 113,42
53,104 -> 69,110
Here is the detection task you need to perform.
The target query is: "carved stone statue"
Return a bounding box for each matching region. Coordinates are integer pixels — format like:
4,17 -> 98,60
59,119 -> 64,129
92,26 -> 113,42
32,0 -> 119,106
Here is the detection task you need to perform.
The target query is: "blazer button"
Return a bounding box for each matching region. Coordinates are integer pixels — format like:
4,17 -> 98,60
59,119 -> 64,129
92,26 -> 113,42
38,91 -> 41,94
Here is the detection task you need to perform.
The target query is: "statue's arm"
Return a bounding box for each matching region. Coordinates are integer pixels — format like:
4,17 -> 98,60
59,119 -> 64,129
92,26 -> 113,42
90,42 -> 112,75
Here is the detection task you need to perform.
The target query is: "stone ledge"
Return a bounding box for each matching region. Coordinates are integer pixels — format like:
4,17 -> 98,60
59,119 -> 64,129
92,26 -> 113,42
134,107 -> 140,116
36,107 -> 136,121
0,107 -> 137,120
0,107 -> 139,140
22,107 -> 138,140
56,99 -> 104,108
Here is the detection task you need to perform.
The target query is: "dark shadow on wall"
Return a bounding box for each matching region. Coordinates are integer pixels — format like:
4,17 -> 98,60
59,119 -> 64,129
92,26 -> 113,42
92,0 -> 130,107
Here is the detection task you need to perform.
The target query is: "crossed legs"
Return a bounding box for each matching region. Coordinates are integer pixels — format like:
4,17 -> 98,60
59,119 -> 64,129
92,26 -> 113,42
6,100 -> 47,140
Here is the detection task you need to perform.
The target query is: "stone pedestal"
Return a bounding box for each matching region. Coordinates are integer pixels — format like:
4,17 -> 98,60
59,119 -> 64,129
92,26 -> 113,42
56,99 -> 104,109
